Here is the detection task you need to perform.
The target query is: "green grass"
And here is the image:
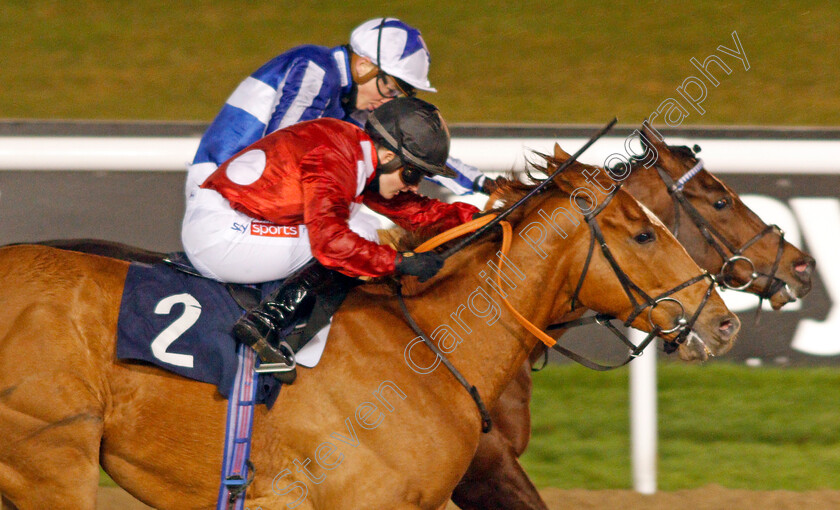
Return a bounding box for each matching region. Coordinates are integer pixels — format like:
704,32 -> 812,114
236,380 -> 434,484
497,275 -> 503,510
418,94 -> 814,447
99,470 -> 118,488
522,362 -> 840,490
2,0 -> 838,125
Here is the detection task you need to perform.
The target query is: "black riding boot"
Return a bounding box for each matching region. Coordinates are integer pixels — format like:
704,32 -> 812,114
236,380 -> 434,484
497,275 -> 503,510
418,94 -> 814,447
233,260 -> 359,380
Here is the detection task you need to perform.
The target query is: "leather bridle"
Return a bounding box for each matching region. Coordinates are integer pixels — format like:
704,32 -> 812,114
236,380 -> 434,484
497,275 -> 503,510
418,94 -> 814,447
548,182 -> 718,365
652,158 -> 788,314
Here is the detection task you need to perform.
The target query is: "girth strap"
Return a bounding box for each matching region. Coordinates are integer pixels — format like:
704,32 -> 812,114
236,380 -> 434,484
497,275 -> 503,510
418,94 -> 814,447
217,344 -> 259,510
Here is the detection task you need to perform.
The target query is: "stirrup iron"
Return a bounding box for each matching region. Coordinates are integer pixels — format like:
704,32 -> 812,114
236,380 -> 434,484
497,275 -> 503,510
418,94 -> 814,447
250,339 -> 296,373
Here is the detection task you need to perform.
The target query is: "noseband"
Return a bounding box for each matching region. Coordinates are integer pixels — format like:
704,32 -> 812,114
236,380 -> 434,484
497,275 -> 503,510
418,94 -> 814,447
653,158 -> 788,314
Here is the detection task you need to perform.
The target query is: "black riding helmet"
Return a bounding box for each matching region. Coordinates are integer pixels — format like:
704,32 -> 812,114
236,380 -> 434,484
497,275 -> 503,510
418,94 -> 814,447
365,97 -> 456,179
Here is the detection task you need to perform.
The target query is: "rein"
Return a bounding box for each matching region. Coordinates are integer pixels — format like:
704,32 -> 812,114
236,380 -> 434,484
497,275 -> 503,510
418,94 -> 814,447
392,214 -> 501,434
394,188 -> 715,432
653,159 -> 788,320
495,218 -> 671,371
393,214 -> 501,433
390,119 -> 623,428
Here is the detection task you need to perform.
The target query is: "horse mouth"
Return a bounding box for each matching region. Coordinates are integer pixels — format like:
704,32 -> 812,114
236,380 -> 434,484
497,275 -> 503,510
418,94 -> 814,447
769,282 -> 797,310
768,257 -> 814,308
678,331 -> 714,361
676,316 -> 739,361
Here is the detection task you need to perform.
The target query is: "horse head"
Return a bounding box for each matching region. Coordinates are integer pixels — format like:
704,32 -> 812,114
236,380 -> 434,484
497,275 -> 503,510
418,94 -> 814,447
493,148 -> 740,361
625,124 -> 815,310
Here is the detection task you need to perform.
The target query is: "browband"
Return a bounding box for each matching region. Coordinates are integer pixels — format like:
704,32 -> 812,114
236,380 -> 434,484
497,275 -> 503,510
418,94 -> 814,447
674,159 -> 704,191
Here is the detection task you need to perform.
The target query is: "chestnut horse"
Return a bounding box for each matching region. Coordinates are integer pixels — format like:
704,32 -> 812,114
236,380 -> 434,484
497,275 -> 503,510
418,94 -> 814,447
0,172 -> 739,509
451,127 -> 815,510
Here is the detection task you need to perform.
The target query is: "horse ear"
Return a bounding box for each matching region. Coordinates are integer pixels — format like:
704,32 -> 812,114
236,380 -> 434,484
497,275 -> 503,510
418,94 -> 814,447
640,122 -> 680,171
553,143 -> 572,161
640,123 -> 667,152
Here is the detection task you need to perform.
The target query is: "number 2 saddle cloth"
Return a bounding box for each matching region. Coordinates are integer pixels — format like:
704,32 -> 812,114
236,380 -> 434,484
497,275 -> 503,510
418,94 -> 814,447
116,259 -> 285,407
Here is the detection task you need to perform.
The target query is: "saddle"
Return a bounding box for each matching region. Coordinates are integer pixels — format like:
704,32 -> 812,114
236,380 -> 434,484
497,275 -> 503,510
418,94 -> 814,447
163,253 -> 337,384
115,253 -> 329,402
164,252 -> 263,310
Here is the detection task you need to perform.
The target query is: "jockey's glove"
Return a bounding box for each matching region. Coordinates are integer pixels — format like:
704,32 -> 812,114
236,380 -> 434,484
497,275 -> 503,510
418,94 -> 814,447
395,251 -> 445,282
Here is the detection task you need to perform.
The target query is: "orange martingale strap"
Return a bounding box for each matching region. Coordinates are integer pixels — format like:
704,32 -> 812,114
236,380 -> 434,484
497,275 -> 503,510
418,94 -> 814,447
414,214 -> 498,253
415,214 -> 558,348
497,222 -> 558,348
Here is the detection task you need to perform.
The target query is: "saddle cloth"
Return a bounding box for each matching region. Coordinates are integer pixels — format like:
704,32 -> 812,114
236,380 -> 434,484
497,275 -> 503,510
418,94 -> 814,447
115,260 -> 330,407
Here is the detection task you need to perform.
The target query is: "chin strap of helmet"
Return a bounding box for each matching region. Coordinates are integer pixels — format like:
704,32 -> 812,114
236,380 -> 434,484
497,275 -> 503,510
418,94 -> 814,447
350,18 -> 386,86
367,112 -> 442,175
349,52 -> 379,85
377,154 -> 403,174
366,141 -> 403,193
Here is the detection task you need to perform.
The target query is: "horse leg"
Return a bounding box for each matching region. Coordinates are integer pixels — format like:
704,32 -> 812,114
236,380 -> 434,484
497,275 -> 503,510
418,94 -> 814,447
0,399 -> 102,509
0,310 -> 104,509
2,494 -> 19,510
449,360 -> 544,509
451,429 -> 548,510
492,361 -> 533,456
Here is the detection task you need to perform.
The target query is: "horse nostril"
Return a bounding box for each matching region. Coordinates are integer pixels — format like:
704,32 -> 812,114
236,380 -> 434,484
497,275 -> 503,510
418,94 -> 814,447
793,257 -> 815,278
718,318 -> 737,339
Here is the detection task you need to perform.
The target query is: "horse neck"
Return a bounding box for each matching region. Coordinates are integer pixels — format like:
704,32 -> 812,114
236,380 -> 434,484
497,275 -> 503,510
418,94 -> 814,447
410,206 -> 578,404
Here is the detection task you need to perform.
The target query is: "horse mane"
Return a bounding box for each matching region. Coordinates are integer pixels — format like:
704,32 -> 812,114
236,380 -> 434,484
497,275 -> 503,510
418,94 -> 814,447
669,144 -> 699,161
625,143 -> 699,174
390,158 -> 566,253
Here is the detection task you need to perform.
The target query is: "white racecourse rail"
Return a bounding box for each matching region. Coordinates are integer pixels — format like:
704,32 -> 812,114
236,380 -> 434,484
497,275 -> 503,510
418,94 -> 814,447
1,127 -> 838,495
2,135 -> 840,174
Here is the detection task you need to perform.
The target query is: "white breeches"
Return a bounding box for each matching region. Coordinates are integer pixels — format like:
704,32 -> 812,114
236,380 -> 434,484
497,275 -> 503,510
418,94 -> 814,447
181,187 -> 381,284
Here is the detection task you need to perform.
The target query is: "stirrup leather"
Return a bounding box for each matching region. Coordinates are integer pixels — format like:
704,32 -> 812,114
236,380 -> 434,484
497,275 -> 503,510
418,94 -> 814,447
233,309 -> 278,348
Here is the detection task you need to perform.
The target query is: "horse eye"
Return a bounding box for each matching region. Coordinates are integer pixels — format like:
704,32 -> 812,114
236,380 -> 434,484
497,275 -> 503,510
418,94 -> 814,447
713,197 -> 729,210
634,231 -> 655,244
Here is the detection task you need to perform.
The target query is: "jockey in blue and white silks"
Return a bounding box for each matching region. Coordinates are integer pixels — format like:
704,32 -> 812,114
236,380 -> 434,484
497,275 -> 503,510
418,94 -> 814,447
185,17 -> 491,200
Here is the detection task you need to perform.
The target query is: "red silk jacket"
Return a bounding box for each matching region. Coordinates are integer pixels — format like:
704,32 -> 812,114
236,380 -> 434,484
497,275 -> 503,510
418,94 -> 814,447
202,118 -> 478,278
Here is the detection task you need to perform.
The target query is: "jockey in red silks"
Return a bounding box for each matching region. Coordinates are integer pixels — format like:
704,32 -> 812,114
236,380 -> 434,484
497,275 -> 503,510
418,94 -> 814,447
182,97 -> 478,366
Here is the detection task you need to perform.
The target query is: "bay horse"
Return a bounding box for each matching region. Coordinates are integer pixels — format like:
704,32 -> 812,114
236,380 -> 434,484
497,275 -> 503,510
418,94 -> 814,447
0,171 -> 739,509
451,126 -> 815,510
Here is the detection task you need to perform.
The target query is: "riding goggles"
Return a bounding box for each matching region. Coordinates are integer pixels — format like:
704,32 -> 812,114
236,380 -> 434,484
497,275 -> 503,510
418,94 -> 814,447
399,165 -> 425,185
376,73 -> 416,98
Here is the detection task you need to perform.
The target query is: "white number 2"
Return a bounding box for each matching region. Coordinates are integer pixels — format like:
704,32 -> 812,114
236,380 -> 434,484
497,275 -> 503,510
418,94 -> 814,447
150,293 -> 201,368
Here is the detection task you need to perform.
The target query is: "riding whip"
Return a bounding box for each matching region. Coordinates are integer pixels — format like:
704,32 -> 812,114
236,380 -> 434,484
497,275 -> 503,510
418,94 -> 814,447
440,117 -> 618,260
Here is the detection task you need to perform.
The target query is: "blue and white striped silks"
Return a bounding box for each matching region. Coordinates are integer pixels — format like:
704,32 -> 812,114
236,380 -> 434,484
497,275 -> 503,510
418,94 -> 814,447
194,45 -> 354,168
431,156 -> 487,195
190,45 -> 488,196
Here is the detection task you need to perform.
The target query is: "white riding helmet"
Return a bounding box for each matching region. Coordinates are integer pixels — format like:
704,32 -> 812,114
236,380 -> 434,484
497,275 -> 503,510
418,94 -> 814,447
350,17 -> 436,92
